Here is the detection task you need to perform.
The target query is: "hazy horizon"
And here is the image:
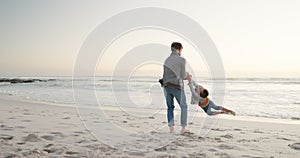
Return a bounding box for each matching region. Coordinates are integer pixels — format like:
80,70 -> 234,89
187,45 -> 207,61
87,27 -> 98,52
1,0 -> 300,78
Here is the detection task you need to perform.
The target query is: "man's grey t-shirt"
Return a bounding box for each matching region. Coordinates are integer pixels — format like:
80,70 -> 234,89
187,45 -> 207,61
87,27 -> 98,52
163,51 -> 187,89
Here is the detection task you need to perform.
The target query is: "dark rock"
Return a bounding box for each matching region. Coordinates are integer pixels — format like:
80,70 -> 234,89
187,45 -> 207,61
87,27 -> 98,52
0,78 -> 55,84
291,117 -> 300,120
289,143 -> 300,150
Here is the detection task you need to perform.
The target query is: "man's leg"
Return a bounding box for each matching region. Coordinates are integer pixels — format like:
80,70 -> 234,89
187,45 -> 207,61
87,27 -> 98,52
173,88 -> 188,133
164,87 -> 175,132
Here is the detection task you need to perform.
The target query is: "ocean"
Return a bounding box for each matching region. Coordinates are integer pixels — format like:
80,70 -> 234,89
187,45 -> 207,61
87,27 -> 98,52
0,76 -> 299,120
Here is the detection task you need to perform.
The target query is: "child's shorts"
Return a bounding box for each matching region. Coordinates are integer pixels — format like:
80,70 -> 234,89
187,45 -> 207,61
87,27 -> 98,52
202,101 -> 222,115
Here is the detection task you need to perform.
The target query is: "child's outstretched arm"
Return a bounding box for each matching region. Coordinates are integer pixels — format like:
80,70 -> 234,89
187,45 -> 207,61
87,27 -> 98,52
192,80 -> 200,87
187,80 -> 204,102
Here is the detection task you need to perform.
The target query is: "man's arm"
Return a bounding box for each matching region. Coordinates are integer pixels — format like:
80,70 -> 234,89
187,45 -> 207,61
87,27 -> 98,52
180,58 -> 188,80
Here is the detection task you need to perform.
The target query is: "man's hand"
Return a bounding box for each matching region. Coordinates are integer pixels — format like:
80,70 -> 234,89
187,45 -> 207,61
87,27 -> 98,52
187,74 -> 192,83
185,72 -> 189,79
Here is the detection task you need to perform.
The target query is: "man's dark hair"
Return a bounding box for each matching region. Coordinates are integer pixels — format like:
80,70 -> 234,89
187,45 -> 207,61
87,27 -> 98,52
200,89 -> 209,98
171,42 -> 183,51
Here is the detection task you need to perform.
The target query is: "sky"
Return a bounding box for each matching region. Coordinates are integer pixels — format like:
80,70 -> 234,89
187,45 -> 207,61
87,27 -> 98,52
1,0 -> 300,78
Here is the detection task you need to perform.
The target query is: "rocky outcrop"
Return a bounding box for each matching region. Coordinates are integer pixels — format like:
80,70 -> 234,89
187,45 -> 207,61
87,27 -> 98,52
0,78 -> 55,84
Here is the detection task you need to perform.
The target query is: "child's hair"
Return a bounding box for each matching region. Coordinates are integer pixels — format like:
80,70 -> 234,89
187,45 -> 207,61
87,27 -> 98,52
200,89 -> 209,98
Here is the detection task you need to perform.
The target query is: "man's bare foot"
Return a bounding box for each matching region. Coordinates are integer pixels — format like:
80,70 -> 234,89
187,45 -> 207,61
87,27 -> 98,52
180,126 -> 190,134
169,125 -> 174,133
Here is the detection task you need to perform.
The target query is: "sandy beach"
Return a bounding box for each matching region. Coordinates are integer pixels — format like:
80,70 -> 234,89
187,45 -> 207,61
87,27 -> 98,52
0,94 -> 299,158
2,0 -> 300,157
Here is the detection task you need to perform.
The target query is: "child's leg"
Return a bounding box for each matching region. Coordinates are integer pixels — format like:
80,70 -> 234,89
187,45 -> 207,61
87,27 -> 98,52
210,101 -> 235,116
206,102 -> 226,116
212,111 -> 229,115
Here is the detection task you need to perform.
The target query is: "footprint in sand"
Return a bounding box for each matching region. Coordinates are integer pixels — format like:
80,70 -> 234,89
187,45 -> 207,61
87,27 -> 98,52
41,135 -> 55,141
21,120 -> 32,122
241,155 -> 264,158
65,151 -> 80,155
212,128 -> 226,132
23,108 -> 30,112
50,131 -> 64,137
218,144 -> 235,150
43,148 -> 56,154
15,126 -> 26,129
234,128 -> 242,131
154,146 -> 167,152
253,130 -> 264,133
277,137 -> 291,141
188,152 -> 207,157
128,152 -> 145,157
215,152 -> 230,158
220,133 -> 233,139
0,134 -> 14,140
214,137 -> 223,142
76,140 -> 89,144
73,131 -> 86,134
23,134 -> 40,142
62,116 -> 71,119
16,141 -> 26,145
44,144 -> 53,148
208,148 -> 217,152
0,124 -> 13,131
148,116 -> 155,119
237,139 -> 258,143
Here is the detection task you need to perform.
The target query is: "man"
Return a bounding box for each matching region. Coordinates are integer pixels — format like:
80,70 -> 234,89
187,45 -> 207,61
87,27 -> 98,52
163,42 -> 190,134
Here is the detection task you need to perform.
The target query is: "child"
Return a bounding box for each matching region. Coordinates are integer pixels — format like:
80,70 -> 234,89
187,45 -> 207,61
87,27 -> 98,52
187,76 -> 236,116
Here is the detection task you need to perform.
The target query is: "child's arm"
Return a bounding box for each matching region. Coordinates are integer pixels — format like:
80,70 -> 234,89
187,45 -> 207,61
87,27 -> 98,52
188,81 -> 203,102
192,80 -> 203,88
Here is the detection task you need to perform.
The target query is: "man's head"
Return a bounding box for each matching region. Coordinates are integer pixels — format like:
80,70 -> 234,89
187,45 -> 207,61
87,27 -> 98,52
171,42 -> 183,55
195,87 -> 209,98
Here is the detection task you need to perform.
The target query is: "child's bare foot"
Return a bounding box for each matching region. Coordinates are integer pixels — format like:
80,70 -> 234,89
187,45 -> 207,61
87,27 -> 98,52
169,125 -> 174,133
229,111 -> 236,116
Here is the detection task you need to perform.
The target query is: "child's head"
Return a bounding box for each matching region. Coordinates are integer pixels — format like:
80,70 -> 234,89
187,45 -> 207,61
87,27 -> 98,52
195,86 -> 209,98
200,89 -> 209,98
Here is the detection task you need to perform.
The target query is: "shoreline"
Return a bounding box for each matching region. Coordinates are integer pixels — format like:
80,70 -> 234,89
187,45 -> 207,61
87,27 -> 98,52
1,93 -> 299,125
1,93 -> 300,157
